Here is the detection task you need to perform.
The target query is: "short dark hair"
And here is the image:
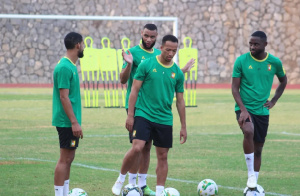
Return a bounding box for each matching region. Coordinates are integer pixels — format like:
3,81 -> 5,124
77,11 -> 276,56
64,32 -> 83,49
143,24 -> 157,31
162,35 -> 178,45
251,31 -> 267,41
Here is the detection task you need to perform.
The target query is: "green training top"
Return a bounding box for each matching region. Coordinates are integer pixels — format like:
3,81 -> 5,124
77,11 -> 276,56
134,56 -> 184,126
52,57 -> 82,127
232,52 -> 286,115
122,44 -> 161,109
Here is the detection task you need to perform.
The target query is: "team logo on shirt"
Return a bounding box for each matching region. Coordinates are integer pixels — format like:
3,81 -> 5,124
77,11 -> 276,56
268,64 -> 271,71
153,68 -> 157,72
70,140 -> 76,147
142,56 -> 145,60
248,65 -> 253,69
74,72 -> 76,75
132,130 -> 136,137
171,72 -> 176,78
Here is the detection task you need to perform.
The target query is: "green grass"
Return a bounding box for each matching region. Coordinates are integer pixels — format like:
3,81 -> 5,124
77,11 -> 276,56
0,88 -> 299,195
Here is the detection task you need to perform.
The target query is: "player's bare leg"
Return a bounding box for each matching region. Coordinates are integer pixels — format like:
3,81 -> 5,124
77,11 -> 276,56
139,140 -> 152,175
138,140 -> 155,196
112,139 -> 146,195
241,122 -> 257,188
54,148 -> 75,185
254,142 -> 264,180
155,147 -> 169,195
54,148 -> 75,196
128,151 -> 140,185
242,122 -> 254,154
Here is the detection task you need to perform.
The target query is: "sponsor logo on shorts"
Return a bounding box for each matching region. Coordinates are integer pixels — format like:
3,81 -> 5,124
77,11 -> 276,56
132,130 -> 136,137
70,140 -> 76,147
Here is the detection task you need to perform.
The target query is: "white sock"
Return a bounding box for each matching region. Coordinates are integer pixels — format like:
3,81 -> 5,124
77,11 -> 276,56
128,173 -> 137,185
54,185 -> 64,196
156,185 -> 164,196
138,173 -> 147,188
63,179 -> 69,196
255,171 -> 259,180
244,153 -> 255,177
118,173 -> 127,183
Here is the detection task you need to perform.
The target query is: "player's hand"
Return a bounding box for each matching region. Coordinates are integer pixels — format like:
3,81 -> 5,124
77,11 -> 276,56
125,115 -> 134,132
263,100 -> 275,110
181,58 -> 195,73
122,49 -> 133,65
238,110 -> 251,128
180,128 -> 187,144
72,122 -> 83,139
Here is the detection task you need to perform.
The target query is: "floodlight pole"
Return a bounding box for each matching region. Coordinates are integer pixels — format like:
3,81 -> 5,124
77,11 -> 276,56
0,14 -> 179,63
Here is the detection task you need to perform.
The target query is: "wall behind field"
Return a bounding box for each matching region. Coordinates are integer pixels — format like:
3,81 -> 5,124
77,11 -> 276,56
1,0 -> 300,84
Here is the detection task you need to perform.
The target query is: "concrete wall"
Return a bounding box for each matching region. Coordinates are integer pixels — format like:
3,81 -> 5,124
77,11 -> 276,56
1,0 -> 300,84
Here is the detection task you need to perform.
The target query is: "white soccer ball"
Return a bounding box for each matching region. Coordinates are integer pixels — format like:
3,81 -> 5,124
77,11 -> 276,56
197,179 -> 218,196
243,184 -> 265,196
121,184 -> 143,196
160,187 -> 180,196
68,188 -> 88,196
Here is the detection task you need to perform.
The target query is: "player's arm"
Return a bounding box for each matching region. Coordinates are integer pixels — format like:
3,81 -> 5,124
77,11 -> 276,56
120,50 -> 133,84
125,79 -> 143,132
232,77 -> 251,127
59,89 -> 83,138
176,92 -> 187,144
180,58 -> 195,73
264,75 -> 287,109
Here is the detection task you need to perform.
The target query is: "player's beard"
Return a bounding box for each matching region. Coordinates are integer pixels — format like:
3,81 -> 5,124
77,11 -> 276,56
142,38 -> 156,50
78,50 -> 84,58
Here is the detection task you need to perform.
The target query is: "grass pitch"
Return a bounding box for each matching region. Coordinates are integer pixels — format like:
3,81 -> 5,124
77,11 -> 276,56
0,88 -> 299,195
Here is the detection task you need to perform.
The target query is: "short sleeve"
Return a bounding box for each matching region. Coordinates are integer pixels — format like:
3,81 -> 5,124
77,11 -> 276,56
275,59 -> 286,78
175,70 -> 184,93
57,67 -> 72,89
232,57 -> 242,78
134,60 -> 147,81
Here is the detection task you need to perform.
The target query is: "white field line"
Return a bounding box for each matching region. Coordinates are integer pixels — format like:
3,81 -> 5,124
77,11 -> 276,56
0,157 -> 292,196
2,132 -> 299,140
2,134 -> 128,140
281,132 -> 300,136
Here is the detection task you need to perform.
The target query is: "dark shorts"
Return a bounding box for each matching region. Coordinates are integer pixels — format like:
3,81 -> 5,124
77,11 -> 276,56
56,127 -> 79,149
235,110 -> 269,143
133,116 -> 173,148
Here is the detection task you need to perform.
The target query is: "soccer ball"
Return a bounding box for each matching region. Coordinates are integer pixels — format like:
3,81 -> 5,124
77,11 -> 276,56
243,184 -> 265,196
121,184 -> 143,196
197,179 -> 218,196
68,188 -> 88,196
160,187 -> 180,196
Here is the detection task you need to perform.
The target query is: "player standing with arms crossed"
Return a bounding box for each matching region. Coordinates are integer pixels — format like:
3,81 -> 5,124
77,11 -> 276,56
232,31 -> 287,189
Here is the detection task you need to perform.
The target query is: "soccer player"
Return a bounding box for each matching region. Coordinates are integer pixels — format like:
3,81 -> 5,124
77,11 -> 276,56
52,32 -> 85,196
118,24 -> 194,196
112,34 -> 187,196
232,31 -> 287,189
